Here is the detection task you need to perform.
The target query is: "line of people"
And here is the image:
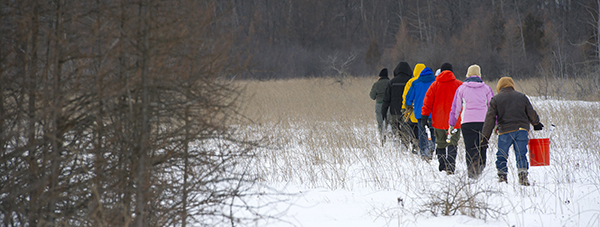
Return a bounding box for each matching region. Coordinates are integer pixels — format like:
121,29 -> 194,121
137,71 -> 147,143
370,62 -> 544,186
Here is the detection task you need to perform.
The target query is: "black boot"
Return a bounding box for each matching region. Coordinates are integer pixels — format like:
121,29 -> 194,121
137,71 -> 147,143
436,148 -> 446,172
498,173 -> 508,183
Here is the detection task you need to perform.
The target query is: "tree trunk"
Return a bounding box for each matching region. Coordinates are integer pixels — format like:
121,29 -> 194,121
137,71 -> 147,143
135,0 -> 151,226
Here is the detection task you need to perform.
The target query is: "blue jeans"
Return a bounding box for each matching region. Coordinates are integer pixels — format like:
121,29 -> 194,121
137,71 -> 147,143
417,118 -> 435,158
496,130 -> 529,174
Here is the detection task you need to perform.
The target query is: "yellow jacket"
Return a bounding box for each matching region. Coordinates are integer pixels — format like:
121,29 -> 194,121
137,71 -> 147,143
402,63 -> 426,123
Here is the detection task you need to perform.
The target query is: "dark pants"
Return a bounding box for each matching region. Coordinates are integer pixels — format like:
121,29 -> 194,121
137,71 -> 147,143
417,118 -> 435,158
434,128 -> 460,172
461,122 -> 487,178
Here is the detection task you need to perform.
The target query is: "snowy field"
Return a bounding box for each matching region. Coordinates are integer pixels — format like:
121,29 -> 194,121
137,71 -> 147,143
242,96 -> 600,227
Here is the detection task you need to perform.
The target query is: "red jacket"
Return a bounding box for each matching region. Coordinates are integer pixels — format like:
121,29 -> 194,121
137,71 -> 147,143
421,70 -> 463,130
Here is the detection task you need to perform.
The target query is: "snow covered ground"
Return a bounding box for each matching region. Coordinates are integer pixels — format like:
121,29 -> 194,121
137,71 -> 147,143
244,97 -> 600,227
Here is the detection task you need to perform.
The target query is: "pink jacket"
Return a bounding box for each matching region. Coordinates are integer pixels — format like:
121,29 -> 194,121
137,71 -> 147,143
448,76 -> 494,127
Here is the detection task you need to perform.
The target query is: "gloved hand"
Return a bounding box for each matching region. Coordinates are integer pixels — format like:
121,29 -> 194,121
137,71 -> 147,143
419,115 -> 429,128
403,107 -> 413,122
533,123 -> 544,131
448,125 -> 454,135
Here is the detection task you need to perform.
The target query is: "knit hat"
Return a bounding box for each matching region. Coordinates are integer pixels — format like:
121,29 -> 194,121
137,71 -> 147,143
496,77 -> 515,93
379,68 -> 389,78
440,62 -> 453,72
435,69 -> 441,77
466,64 -> 481,77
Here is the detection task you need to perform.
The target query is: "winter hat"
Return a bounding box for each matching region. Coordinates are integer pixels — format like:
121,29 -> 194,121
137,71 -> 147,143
496,77 -> 515,93
466,64 -> 481,78
379,68 -> 389,78
435,69 -> 441,77
440,62 -> 453,72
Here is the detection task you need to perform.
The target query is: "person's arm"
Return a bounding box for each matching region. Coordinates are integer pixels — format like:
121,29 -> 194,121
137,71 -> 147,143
421,83 -> 435,117
405,84 -> 416,107
448,86 -> 463,127
524,96 -> 542,127
482,97 -> 498,141
369,83 -> 377,100
402,79 -> 412,109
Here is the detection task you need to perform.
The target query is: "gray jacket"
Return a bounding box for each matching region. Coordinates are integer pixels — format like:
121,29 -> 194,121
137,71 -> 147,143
370,78 -> 389,103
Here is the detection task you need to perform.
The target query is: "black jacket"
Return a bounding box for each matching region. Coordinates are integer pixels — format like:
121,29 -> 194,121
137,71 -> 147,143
382,62 -> 412,117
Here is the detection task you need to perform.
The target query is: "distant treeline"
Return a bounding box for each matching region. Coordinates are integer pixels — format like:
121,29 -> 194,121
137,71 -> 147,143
230,0 -> 600,80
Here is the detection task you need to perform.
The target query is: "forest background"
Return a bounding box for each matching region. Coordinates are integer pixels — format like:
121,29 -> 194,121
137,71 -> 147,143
1,0 -> 600,226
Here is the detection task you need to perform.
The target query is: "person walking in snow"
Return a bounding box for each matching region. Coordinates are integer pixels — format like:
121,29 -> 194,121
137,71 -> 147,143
405,67 -> 436,160
481,77 -> 543,186
370,68 -> 391,142
382,62 -> 413,147
402,63 -> 427,153
449,64 -> 494,179
420,63 -> 463,174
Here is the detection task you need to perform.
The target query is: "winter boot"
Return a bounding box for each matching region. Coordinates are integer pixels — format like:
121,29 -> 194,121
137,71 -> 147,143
436,148 -> 446,172
498,173 -> 508,183
518,172 -> 531,186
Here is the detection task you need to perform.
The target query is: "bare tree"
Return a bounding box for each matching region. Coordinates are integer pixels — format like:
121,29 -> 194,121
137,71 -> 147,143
323,52 -> 358,86
0,0 -> 263,226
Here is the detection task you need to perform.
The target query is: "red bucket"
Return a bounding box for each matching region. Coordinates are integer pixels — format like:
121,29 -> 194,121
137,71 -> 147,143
529,138 -> 550,166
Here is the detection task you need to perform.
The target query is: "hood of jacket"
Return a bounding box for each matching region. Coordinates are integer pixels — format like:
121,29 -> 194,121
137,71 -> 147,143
393,62 -> 412,79
415,67 -> 435,83
435,70 -> 457,82
463,76 -> 486,88
497,77 -> 515,93
412,63 -> 426,79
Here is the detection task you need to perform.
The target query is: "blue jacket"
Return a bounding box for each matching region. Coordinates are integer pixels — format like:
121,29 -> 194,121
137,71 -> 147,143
405,67 -> 435,119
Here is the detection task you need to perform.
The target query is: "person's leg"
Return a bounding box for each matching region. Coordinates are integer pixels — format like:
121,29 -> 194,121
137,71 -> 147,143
408,122 -> 419,153
496,131 -> 518,182
476,123 -> 487,175
446,128 -> 461,174
425,119 -> 435,158
389,114 -> 400,140
514,130 -> 531,185
397,114 -> 412,150
376,103 -> 384,144
513,130 -> 530,171
471,122 -> 486,176
461,123 -> 479,178
417,120 -> 428,157
434,128 -> 449,172
375,103 -> 383,133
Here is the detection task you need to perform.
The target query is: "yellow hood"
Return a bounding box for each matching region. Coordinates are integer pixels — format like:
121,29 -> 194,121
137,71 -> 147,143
412,63 -> 426,79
